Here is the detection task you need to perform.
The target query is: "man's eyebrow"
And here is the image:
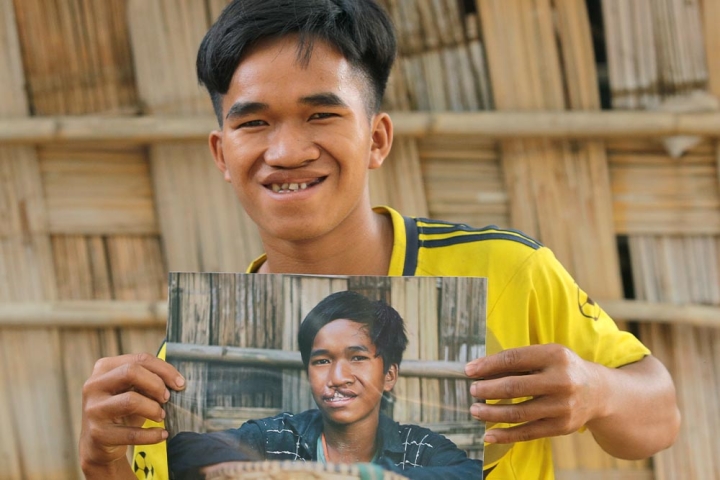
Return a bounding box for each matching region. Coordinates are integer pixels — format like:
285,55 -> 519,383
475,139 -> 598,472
347,345 -> 370,353
309,348 -> 329,358
225,101 -> 269,120
299,92 -> 349,108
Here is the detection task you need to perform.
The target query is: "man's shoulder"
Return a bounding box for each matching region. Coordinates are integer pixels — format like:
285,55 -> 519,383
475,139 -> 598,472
407,215 -> 544,277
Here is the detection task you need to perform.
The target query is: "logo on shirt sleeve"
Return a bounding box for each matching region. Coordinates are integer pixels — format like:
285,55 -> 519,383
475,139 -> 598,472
133,451 -> 155,480
577,285 -> 600,321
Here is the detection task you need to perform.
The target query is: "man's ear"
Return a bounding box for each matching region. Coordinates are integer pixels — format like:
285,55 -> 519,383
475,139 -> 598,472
209,130 -> 231,182
384,363 -> 399,392
368,112 -> 393,170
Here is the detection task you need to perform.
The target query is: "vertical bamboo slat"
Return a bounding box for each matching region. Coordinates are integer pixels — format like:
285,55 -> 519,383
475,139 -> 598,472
52,235 -> 120,479
106,236 -> 167,354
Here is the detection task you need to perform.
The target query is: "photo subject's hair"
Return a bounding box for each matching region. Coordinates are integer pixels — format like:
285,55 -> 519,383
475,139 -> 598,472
196,0 -> 397,125
298,290 -> 408,373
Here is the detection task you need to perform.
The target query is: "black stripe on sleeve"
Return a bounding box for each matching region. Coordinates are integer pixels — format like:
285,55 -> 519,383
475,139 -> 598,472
420,232 -> 541,250
402,216 -> 419,276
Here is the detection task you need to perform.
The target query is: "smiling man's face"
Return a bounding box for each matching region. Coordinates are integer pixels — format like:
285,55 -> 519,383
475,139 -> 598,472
308,318 -> 397,427
209,35 -> 392,245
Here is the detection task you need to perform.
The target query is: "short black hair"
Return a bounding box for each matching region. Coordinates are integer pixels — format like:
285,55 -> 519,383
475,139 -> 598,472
298,290 -> 408,373
197,0 -> 397,126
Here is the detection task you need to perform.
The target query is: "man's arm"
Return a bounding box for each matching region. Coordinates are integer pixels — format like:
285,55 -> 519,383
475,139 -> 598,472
465,344 -> 680,460
80,353 -> 185,479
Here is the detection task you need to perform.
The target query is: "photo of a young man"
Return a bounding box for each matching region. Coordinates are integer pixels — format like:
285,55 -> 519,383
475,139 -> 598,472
167,290 -> 482,479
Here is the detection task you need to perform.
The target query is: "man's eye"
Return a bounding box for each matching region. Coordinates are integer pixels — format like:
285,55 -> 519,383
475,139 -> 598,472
311,359 -> 329,366
238,119 -> 266,128
309,112 -> 337,120
351,355 -> 369,361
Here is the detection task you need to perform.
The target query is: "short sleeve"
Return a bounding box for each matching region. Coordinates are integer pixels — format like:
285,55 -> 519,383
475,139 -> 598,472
507,247 -> 650,367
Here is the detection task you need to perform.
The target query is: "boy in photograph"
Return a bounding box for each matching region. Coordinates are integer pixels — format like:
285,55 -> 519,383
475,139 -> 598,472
166,290 -> 482,479
79,1 -> 680,479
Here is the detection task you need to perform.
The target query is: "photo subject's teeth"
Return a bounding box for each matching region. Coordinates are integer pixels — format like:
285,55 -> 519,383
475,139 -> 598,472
289,183 -> 299,191
272,184 -> 280,193
301,183 -> 307,189
281,183 -> 289,190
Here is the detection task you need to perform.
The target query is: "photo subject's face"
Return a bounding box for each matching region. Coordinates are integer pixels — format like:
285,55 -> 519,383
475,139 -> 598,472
308,319 -> 392,426
215,36 -> 383,243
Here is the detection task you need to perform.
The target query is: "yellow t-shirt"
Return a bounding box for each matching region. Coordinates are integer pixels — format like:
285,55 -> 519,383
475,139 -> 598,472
132,206 -> 649,480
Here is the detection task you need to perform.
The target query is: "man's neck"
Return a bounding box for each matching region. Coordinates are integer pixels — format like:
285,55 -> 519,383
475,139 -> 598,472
322,414 -> 380,464
257,208 -> 394,275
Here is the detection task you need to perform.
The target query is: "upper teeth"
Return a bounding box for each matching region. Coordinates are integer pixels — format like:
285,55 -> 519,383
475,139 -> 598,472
329,392 -> 350,401
271,182 -> 308,193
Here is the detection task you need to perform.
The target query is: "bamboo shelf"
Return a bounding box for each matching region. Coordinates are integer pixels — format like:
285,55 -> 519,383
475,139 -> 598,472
1,298 -> 719,329
1,111 -> 720,144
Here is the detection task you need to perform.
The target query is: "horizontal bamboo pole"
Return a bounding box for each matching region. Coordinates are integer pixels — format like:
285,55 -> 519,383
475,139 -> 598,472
1,299 -> 719,329
165,343 -> 469,379
2,111 -> 720,144
0,300 -> 167,328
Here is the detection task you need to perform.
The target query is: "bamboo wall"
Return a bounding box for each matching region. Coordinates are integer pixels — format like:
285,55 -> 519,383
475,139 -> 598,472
0,0 -> 719,479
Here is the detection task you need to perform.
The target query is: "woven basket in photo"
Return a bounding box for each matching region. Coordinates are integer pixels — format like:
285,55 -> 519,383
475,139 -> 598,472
204,461 -> 409,480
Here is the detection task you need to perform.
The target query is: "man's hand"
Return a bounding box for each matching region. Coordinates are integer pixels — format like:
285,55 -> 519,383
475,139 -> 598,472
465,344 -> 680,459
465,344 -> 599,444
79,353 -> 186,479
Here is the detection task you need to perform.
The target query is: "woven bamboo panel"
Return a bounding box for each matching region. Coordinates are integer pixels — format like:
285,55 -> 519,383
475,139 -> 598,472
418,135 -> 507,228
629,236 -> 720,480
608,140 -> 720,234
603,0 -> 708,109
38,145 -> 159,235
11,0 -> 137,115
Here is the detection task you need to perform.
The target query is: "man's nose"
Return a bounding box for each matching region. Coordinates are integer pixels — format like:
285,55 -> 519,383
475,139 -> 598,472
264,123 -> 320,168
328,360 -> 353,386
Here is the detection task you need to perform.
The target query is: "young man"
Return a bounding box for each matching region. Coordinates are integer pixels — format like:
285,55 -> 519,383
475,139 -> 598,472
166,291 -> 482,479
79,1 -> 680,479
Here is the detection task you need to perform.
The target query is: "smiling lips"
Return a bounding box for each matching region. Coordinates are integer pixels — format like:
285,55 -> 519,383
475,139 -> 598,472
266,176 -> 326,194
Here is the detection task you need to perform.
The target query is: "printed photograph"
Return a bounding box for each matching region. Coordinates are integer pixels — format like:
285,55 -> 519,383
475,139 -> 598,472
164,273 -> 486,479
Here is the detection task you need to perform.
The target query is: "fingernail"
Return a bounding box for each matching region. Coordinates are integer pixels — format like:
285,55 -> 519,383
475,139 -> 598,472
469,382 -> 477,396
162,430 -> 168,440
485,433 -> 496,444
164,389 -> 170,401
176,375 -> 185,388
471,404 -> 481,417
161,409 -> 166,419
